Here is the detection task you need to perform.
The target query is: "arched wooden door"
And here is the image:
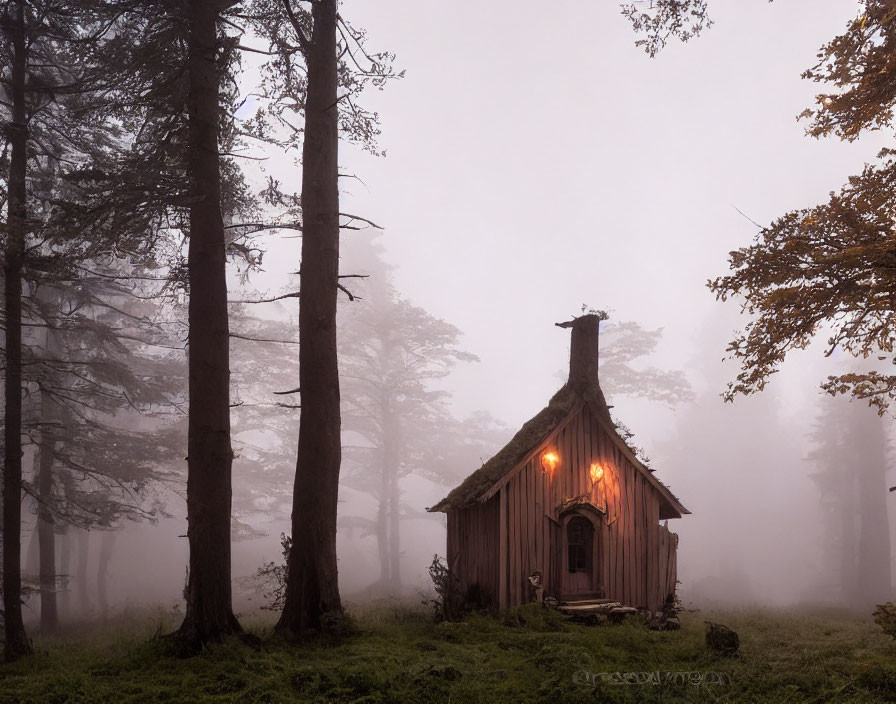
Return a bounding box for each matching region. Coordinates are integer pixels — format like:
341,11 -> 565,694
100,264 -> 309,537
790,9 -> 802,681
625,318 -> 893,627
563,515 -> 594,595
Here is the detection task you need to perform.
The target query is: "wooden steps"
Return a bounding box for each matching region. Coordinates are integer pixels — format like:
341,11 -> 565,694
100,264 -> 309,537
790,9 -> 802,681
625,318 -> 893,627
556,598 -> 629,615
560,597 -> 615,606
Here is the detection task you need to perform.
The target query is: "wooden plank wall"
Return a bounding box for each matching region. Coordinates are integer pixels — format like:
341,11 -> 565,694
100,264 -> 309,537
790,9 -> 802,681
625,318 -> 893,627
446,497 -> 500,604
452,403 -> 681,612
656,523 -> 679,608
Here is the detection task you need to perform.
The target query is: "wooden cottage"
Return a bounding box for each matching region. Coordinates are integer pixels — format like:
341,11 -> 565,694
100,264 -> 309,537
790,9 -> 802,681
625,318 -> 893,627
428,314 -> 688,611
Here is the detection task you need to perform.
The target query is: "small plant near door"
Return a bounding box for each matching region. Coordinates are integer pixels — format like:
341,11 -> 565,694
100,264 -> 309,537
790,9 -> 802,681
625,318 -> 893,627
423,555 -> 463,621
424,555 -> 493,621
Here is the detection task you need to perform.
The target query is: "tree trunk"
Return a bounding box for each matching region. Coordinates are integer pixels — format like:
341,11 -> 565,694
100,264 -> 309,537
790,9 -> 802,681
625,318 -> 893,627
838,460 -> 856,603
23,500 -> 39,576
96,531 -> 116,620
388,469 -> 401,589
383,409 -> 401,589
38,390 -> 59,635
276,0 -> 343,637
854,411 -> 891,609
58,526 -> 71,619
376,452 -> 389,584
175,0 -> 241,650
2,0 -> 33,661
76,528 -> 91,616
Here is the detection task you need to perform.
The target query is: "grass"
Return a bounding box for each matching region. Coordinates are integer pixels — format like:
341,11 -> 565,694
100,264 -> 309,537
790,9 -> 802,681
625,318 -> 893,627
1,602 -> 895,703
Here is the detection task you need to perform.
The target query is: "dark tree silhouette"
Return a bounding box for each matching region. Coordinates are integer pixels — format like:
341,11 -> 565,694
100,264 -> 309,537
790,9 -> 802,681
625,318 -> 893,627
174,0 -> 244,649
2,0 -> 32,661
276,0 -> 345,636
248,0 -> 399,635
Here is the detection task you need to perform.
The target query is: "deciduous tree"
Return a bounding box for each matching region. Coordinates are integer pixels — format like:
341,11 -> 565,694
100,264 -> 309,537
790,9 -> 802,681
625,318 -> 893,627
628,1 -> 896,410
706,1 -> 896,410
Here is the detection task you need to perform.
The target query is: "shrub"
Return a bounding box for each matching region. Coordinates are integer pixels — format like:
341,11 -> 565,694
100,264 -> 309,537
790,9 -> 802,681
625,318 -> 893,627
873,602 -> 896,639
422,555 -> 466,622
252,533 -> 291,611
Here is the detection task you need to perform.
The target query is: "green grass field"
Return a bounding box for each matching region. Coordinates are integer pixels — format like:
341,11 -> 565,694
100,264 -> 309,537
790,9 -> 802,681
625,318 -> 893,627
1,603 -> 895,703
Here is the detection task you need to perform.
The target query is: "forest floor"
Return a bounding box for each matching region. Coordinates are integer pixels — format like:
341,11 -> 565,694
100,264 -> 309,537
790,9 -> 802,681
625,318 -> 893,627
0,601 -> 894,703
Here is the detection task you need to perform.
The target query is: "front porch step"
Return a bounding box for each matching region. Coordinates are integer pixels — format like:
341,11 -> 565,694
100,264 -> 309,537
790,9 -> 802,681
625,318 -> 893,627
557,600 -> 624,615
560,597 -> 615,606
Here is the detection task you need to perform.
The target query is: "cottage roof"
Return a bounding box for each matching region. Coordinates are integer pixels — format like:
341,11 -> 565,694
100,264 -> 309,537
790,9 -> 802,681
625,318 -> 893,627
428,315 -> 690,518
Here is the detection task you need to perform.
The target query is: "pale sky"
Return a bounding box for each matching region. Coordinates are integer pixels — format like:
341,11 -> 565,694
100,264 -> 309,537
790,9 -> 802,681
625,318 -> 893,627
246,1 -> 881,426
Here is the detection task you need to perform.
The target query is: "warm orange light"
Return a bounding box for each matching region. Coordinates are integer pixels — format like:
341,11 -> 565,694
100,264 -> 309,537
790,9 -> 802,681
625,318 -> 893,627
590,463 -> 604,483
542,451 -> 559,474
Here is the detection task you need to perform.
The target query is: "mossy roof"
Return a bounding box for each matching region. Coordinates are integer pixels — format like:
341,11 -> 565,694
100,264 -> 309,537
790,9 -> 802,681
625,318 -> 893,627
429,385 -> 580,512
428,383 -> 689,518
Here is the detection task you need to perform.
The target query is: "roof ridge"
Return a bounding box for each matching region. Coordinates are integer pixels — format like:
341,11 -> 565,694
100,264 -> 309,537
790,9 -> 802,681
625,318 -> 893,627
428,383 -> 688,517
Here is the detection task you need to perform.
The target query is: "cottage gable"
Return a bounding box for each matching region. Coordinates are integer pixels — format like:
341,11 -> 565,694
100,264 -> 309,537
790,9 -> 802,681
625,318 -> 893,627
429,315 -> 687,519
430,314 -> 690,611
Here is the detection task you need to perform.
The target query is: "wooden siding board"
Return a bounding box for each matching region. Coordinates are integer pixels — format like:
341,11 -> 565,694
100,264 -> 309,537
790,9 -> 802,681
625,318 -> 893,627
646,491 -> 656,610
512,474 -> 518,606
520,471 -> 527,603
633,474 -> 641,608
642,476 -> 650,608
626,461 -> 633,606
577,407 -> 586,498
499,486 -> 507,609
446,511 -> 457,586
612,447 -> 621,602
520,466 -> 527,595
633,462 -> 640,606
592,410 -> 608,596
656,502 -> 663,608
517,472 -> 525,605
638,475 -> 647,608
673,536 -> 678,597
541,462 -> 550,591
511,474 -> 518,606
619,449 -> 626,602
612,440 -> 619,600
528,464 -> 536,589
619,449 -> 628,605
656,496 -> 663,609
533,461 -> 539,572
469,506 -> 475,595
564,419 -> 572,497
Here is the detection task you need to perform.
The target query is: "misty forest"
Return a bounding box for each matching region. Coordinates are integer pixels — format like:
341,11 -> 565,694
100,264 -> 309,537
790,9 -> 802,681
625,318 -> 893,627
5,1 -> 896,702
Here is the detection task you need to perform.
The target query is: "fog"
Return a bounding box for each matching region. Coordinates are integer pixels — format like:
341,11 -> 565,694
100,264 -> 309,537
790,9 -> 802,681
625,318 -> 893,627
12,0 -> 896,627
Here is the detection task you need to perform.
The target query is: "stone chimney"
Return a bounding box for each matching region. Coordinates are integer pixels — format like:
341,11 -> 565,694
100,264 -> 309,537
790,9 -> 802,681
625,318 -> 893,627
556,314 -> 612,420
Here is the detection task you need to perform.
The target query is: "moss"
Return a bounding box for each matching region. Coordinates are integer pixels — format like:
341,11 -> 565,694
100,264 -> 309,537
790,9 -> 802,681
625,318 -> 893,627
2,605 -> 896,702
430,385 -> 580,511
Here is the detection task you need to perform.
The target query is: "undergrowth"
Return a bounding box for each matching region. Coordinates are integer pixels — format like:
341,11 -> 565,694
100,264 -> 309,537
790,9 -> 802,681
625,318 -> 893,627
1,603 -> 894,703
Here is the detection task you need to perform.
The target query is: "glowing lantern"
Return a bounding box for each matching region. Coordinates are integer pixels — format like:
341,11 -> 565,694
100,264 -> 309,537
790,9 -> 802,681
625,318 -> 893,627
541,451 -> 559,475
590,463 -> 604,483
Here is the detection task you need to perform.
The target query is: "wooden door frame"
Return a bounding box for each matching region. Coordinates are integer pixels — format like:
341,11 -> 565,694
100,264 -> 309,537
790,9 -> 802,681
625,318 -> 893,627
559,508 -> 602,599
